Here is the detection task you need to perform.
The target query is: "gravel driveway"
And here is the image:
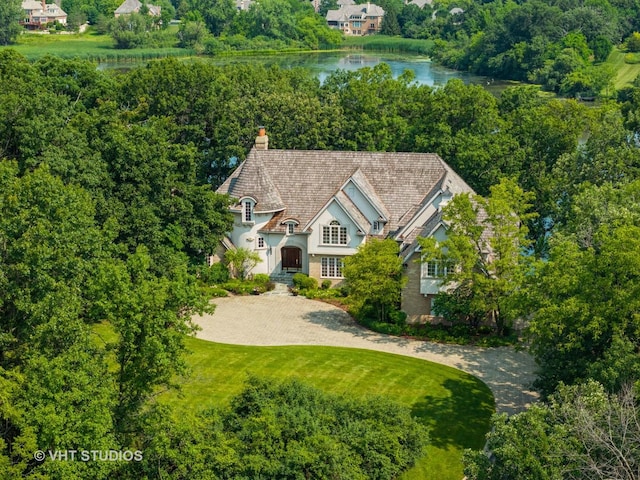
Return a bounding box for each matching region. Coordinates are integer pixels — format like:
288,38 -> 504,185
194,295 -> 539,414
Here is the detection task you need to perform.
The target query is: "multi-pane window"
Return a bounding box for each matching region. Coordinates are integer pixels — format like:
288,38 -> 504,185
372,221 -> 381,234
321,257 -> 344,278
257,237 -> 265,249
322,221 -> 347,245
243,200 -> 253,223
421,260 -> 453,278
287,223 -> 295,235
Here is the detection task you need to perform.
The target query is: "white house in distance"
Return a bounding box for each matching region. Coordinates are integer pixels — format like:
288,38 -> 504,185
21,0 -> 67,28
326,2 -> 385,36
216,128 -> 477,321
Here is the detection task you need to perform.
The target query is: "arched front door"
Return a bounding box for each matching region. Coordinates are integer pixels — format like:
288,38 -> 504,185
281,246 -> 302,272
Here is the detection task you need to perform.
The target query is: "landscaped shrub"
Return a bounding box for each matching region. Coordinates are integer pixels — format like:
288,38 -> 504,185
199,262 -> 230,285
222,279 -> 255,295
252,274 -> 271,285
292,273 -> 318,290
321,279 -> 332,290
221,275 -> 275,295
206,286 -> 229,298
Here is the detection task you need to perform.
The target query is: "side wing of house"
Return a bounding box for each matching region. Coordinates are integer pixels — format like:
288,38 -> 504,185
397,174 -> 475,323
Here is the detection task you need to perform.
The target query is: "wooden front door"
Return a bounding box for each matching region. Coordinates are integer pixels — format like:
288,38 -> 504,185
281,247 -> 302,271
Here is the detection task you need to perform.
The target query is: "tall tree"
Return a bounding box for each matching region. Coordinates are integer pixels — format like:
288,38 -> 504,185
464,380 -> 640,480
0,0 -> 22,46
418,178 -> 537,334
526,181 -> 640,396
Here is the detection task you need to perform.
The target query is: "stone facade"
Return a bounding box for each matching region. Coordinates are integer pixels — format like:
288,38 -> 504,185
402,251 -> 434,323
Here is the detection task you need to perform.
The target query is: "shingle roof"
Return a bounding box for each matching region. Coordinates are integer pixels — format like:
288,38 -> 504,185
348,168 -> 390,221
22,1 -> 43,10
221,153 -> 285,212
407,0 -> 432,8
326,3 -> 385,21
218,148 -> 474,236
115,0 -> 160,15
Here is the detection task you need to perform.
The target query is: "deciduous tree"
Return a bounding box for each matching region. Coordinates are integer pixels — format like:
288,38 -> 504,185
343,238 -> 406,323
418,178 -> 536,334
0,0 -> 22,46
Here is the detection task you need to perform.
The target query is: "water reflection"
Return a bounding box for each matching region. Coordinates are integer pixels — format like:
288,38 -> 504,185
100,51 -> 509,90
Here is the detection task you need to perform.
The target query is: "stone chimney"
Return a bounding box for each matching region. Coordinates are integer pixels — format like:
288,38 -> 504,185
255,126 -> 269,150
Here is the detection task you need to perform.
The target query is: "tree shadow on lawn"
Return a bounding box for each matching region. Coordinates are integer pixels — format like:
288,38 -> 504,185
412,377 -> 495,450
413,341 -> 540,415
301,306 -> 539,414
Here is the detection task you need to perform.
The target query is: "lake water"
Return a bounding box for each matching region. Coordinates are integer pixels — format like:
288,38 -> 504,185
208,51 -> 497,88
100,51 -> 505,90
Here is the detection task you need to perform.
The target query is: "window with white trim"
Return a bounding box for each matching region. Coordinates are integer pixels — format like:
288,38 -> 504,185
287,223 -> 295,235
321,257 -> 344,278
421,260 -> 454,278
243,200 -> 254,223
257,236 -> 265,249
322,220 -> 348,245
372,221 -> 382,234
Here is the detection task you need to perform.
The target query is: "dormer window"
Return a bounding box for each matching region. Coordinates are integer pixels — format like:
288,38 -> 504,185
322,220 -> 348,245
242,199 -> 254,223
287,223 -> 295,235
372,221 -> 382,234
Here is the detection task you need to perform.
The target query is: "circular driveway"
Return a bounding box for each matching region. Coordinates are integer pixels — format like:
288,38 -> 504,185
194,295 -> 539,414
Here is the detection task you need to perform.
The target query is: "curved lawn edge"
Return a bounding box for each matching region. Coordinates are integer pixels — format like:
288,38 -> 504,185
194,295 -> 538,415
169,338 -> 494,480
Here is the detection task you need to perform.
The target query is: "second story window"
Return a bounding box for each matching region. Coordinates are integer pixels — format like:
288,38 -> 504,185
421,260 -> 454,278
322,220 -> 347,245
287,223 -> 295,235
243,200 -> 254,223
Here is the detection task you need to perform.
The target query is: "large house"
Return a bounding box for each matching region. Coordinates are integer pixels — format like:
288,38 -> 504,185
114,0 -> 161,17
21,0 -> 67,28
326,2 -> 385,36
216,129 -> 476,321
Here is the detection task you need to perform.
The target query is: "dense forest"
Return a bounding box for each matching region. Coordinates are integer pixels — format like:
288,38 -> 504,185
1,41 -> 640,478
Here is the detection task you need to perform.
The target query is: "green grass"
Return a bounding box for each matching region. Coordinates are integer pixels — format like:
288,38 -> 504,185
342,35 -> 434,55
606,47 -> 640,89
1,30 -> 193,62
93,321 -> 494,479
176,339 -> 493,480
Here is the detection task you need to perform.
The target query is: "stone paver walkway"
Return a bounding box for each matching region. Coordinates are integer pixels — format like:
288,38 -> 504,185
194,295 -> 539,414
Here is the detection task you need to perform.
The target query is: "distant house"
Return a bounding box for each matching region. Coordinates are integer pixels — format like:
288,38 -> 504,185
21,0 -> 67,29
114,0 -> 161,17
405,0 -> 432,8
215,128 -> 477,322
326,2 -> 385,36
235,0 -> 254,11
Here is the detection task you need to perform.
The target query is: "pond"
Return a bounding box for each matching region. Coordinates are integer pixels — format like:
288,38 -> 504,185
100,51 -> 510,91
209,51 -> 506,89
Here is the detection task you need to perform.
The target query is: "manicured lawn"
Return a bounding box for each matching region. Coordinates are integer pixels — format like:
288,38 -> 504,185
169,338 -> 494,480
606,47 -> 640,89
93,320 -> 493,479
